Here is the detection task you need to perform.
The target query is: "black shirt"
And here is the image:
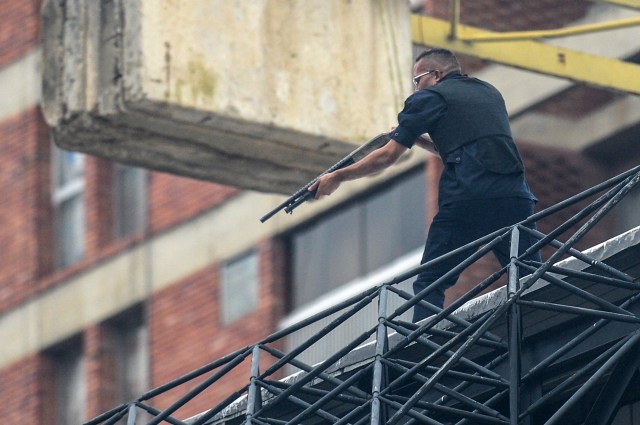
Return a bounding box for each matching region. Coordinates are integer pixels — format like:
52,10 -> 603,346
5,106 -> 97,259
391,72 -> 536,206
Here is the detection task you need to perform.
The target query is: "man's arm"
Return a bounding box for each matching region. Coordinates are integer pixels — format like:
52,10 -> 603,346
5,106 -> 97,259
309,140 -> 408,199
414,133 -> 440,157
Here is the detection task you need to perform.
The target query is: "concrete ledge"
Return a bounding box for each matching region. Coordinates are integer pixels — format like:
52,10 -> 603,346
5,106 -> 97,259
41,0 -> 413,194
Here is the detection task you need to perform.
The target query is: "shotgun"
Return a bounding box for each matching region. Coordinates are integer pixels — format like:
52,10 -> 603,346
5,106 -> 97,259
259,132 -> 392,223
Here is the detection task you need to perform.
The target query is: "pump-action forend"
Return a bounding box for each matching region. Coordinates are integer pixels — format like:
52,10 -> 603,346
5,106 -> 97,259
259,132 -> 392,223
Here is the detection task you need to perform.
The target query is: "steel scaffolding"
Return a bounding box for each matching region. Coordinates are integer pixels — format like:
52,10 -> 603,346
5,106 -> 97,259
85,164 -> 640,425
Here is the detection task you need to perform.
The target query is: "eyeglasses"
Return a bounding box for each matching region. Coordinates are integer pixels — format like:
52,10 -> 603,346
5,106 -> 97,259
413,70 -> 436,87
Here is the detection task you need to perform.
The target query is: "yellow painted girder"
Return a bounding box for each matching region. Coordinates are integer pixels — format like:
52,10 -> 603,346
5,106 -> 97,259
457,16 -> 640,42
411,14 -> 640,95
594,0 -> 640,10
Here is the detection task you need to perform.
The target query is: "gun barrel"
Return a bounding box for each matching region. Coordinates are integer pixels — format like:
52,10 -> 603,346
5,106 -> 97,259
284,190 -> 314,214
258,132 -> 390,223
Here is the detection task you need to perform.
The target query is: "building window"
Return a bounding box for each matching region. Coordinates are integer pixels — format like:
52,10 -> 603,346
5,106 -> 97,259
290,167 -> 427,309
221,251 -> 260,324
113,164 -> 147,238
52,145 -> 85,268
109,307 -> 149,404
49,338 -> 86,425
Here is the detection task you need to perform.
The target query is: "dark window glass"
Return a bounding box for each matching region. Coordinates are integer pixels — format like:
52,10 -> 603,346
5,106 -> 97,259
291,168 -> 427,308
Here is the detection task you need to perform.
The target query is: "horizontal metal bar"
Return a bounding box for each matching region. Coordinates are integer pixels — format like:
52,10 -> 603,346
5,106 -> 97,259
379,395 -> 446,425
261,290 -> 376,379
383,358 -> 508,420
524,290 -> 640,380
388,228 -> 509,292
259,345 -> 370,399
384,315 -> 507,384
520,226 -> 636,283
386,394 -> 509,425
251,417 -> 287,425
516,260 -> 637,317
411,15 -> 640,94
183,351 -> 256,425
385,309 -> 515,424
282,368 -> 370,425
264,379 -> 368,404
255,380 -> 341,424
455,389 -> 510,425
457,16 -> 640,42
524,166 -> 640,226
332,399 -> 373,425
596,0 -> 640,9
135,403 -> 187,425
261,286 -> 379,345
139,346 -> 251,402
386,283 -> 507,346
252,331 -> 374,417
523,334 -> 632,415
527,261 -> 640,291
394,322 -> 507,351
393,358 -> 509,389
517,299 -> 640,323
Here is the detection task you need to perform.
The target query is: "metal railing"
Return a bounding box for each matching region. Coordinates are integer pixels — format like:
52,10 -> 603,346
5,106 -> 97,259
85,164 -> 640,425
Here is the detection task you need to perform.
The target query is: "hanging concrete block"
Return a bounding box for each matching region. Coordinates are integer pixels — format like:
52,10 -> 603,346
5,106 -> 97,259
41,0 -> 412,193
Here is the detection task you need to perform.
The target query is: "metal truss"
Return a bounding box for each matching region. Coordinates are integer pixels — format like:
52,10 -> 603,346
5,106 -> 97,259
85,164 -> 640,425
411,2 -> 640,95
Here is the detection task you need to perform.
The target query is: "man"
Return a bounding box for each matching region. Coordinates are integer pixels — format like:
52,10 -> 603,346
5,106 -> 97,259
310,48 -> 539,322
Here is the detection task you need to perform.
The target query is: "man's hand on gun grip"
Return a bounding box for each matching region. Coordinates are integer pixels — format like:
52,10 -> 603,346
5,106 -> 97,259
309,172 -> 341,200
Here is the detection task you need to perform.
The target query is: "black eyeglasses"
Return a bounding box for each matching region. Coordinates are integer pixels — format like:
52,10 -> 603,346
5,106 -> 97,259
413,70 -> 436,87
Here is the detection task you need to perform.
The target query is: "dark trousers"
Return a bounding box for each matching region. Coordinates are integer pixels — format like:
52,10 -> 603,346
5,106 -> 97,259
412,197 -> 540,322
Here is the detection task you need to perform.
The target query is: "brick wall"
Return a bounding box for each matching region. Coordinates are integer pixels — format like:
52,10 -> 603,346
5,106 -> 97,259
148,172 -> 239,234
0,109 -> 240,313
1,1 -> 636,424
0,354 -> 53,423
0,3 -> 249,422
533,85 -> 621,119
423,0 -> 588,32
0,108 -> 51,311
0,0 -> 41,68
85,325 -> 119,419
85,157 -> 116,253
148,239 -> 287,419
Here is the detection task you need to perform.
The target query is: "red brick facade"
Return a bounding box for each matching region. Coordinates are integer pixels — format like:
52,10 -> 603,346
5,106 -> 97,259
148,238 -> 287,418
0,353 -> 55,423
0,0 -> 263,414
0,108 -> 52,311
1,1 -> 638,424
0,0 -> 42,68
0,2 -> 264,417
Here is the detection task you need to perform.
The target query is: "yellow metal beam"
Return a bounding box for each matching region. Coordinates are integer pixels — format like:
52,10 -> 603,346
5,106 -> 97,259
411,14 -> 640,95
457,16 -> 640,42
593,0 -> 640,11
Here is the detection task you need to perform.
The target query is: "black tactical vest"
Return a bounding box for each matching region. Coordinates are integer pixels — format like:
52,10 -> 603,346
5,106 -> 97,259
427,75 -> 513,156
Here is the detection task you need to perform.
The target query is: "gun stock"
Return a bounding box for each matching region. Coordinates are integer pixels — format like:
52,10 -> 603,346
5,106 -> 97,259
259,132 -> 391,223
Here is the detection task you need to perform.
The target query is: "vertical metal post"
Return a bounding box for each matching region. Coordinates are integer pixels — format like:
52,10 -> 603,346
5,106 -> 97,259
449,0 -> 461,40
371,286 -> 389,425
507,227 -> 521,425
245,345 -> 261,425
